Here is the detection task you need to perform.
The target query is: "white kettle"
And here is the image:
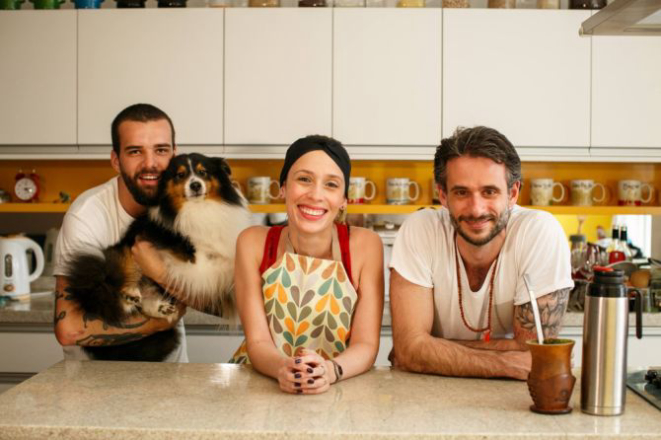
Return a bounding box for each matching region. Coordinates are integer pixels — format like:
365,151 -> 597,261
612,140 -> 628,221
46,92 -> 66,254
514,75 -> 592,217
0,236 -> 45,297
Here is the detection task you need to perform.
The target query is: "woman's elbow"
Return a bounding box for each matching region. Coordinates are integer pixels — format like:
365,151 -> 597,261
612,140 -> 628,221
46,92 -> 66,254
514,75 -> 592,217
54,320 -> 81,346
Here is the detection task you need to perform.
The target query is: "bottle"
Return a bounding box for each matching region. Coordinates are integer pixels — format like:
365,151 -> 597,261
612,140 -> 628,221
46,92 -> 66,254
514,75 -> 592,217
618,226 -> 633,261
569,234 -> 587,279
607,225 -> 625,264
581,268 -> 643,416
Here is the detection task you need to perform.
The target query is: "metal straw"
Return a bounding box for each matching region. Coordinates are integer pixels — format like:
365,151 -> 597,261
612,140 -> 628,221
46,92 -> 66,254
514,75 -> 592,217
523,274 -> 545,344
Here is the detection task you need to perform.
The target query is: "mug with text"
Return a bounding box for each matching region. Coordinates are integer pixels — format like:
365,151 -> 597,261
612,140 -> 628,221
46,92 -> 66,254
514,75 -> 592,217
530,178 -> 566,206
570,180 -> 606,206
617,180 -> 654,206
386,178 -> 420,205
247,176 -> 280,204
348,177 -> 377,204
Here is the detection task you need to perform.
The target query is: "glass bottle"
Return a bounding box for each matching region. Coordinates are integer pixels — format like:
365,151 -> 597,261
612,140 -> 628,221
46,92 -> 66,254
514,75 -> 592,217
608,225 -> 626,264
570,234 -> 588,280
618,226 -> 633,261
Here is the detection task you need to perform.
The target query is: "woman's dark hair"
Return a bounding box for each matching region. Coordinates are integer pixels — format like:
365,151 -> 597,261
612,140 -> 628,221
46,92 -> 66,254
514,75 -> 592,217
110,103 -> 175,154
434,126 -> 521,192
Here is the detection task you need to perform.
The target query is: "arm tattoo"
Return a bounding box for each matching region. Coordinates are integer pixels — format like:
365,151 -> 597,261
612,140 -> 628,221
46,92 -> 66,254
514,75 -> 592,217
515,288 -> 570,339
76,332 -> 145,347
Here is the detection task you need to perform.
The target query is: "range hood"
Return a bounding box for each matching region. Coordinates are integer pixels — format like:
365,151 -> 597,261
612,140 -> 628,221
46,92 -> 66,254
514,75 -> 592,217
580,0 -> 661,36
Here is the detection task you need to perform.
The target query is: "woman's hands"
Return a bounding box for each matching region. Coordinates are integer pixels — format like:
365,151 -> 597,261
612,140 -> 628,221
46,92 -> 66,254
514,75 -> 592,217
277,349 -> 337,395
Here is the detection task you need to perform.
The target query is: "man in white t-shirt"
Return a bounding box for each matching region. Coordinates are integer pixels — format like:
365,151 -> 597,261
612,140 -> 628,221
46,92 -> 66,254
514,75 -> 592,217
389,126 -> 573,380
53,103 -> 188,362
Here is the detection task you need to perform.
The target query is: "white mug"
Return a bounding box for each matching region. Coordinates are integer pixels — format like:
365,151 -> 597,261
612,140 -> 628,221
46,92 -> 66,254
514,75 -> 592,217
386,178 -> 420,205
247,177 -> 280,204
617,180 -> 654,206
530,178 -> 566,206
570,180 -> 606,206
348,177 -> 377,204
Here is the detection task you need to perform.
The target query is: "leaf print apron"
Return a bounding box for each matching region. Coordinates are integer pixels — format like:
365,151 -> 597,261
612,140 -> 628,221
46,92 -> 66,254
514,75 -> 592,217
230,225 -> 358,364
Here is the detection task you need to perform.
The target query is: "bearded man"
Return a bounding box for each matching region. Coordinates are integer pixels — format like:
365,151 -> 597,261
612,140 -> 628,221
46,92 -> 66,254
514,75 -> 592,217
389,126 -> 573,380
53,103 -> 188,362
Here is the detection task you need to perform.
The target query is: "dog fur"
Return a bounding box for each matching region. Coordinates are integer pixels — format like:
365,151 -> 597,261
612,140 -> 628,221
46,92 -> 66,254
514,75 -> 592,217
66,153 -> 251,361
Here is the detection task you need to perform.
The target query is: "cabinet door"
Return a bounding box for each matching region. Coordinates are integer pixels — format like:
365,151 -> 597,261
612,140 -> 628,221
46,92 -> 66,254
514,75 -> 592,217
443,10 -> 591,148
592,37 -> 661,148
333,9 -> 442,146
0,11 -> 76,145
78,10 -> 224,146
225,9 -> 332,145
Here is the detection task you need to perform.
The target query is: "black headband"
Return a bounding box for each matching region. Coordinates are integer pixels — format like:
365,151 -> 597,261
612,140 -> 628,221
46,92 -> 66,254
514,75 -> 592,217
279,135 -> 351,197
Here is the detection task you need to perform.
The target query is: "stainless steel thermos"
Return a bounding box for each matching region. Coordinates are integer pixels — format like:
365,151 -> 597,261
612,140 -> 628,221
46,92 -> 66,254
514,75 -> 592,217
581,268 -> 643,416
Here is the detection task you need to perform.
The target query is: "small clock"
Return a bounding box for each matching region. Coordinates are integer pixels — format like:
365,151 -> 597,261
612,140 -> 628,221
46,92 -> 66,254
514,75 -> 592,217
14,170 -> 40,203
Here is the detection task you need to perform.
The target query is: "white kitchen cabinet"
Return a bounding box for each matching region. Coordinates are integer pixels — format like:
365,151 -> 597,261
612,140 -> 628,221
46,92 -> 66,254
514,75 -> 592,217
0,11 -> 77,146
443,10 -> 591,148
77,9 -> 224,146
224,9 -> 332,145
592,37 -> 661,149
333,9 -> 442,146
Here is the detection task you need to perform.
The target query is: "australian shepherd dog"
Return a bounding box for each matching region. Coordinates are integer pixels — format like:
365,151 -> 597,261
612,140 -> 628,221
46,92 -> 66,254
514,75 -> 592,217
66,153 -> 251,362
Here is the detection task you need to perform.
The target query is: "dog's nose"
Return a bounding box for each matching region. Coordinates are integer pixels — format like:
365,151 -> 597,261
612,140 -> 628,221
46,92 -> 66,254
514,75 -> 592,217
190,181 -> 202,193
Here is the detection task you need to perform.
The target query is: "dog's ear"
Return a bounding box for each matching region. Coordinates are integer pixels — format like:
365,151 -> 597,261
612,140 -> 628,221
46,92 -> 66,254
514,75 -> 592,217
213,157 -> 232,177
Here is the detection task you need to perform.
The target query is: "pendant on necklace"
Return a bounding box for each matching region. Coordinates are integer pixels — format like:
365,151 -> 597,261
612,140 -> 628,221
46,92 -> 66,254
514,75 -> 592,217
482,330 -> 491,342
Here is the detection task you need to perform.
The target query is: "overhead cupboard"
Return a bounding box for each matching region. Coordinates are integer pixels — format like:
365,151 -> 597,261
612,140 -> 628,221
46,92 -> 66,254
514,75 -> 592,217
0,9 -> 660,155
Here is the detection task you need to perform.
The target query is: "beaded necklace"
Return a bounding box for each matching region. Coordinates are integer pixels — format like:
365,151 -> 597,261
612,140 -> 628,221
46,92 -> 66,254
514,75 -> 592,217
454,235 -> 500,342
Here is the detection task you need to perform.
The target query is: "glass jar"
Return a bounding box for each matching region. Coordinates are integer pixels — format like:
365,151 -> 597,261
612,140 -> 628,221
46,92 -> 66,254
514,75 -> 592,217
299,0 -> 327,6
397,0 -> 425,7
249,0 -> 279,6
570,0 -> 606,9
443,0 -> 469,7
488,0 -> 515,7
335,0 -> 365,6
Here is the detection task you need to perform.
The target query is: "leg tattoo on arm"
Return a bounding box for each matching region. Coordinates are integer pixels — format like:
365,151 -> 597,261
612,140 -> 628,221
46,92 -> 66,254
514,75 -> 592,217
515,288 -> 570,339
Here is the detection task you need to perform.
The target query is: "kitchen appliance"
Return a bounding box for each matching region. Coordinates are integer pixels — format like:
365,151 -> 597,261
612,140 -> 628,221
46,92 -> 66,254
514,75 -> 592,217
581,268 -> 643,416
627,368 -> 661,411
580,0 -> 661,36
0,236 -> 45,297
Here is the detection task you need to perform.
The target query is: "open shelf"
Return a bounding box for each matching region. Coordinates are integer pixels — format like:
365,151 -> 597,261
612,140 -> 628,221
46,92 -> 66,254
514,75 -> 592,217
3,203 -> 660,215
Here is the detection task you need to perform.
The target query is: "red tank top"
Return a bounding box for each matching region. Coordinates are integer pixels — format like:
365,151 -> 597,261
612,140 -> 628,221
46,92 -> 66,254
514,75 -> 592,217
259,224 -> 354,286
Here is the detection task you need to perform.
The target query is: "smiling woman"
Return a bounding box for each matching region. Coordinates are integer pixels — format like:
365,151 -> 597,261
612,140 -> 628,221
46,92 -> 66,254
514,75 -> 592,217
229,135 -> 385,396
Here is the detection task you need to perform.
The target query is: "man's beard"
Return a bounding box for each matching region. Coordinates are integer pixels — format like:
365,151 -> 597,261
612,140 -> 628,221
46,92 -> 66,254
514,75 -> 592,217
120,169 -> 160,206
450,206 -> 511,247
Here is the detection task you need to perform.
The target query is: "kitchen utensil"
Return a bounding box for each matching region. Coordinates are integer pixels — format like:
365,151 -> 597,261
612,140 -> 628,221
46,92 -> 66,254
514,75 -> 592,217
626,368 -> 661,411
523,274 -> 544,344
526,339 -> 576,414
0,236 -> 45,297
581,268 -> 643,416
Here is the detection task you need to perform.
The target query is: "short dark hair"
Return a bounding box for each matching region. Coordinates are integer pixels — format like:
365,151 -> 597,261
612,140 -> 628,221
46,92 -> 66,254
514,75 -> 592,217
110,103 -> 175,155
434,126 -> 521,192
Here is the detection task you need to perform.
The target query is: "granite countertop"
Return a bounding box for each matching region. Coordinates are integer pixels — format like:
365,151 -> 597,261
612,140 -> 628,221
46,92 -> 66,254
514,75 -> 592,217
2,290 -> 661,329
0,361 -> 660,439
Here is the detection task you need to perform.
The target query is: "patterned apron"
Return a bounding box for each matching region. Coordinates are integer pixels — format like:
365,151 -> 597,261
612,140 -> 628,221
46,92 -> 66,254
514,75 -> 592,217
230,226 -> 358,363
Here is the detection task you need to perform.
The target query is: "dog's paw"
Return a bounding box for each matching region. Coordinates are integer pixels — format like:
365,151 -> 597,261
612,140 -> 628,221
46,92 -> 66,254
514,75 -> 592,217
141,296 -> 178,322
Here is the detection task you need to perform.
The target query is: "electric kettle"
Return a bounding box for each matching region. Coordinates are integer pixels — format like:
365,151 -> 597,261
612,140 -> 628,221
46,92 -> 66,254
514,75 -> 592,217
0,236 -> 45,296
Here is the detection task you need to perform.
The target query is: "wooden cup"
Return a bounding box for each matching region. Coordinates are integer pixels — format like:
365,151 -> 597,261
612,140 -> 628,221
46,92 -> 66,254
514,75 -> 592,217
526,339 -> 576,415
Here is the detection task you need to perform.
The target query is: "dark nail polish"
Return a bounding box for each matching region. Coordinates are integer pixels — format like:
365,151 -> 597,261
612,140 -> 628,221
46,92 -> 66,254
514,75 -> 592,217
294,373 -> 301,379
295,383 -> 301,388
295,358 -> 302,364
307,367 -> 313,373
308,379 -> 314,384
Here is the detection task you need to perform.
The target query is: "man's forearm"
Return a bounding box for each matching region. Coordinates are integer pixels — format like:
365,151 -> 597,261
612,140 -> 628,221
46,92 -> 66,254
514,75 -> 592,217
54,279 -> 174,347
394,333 -> 530,380
451,338 -> 526,352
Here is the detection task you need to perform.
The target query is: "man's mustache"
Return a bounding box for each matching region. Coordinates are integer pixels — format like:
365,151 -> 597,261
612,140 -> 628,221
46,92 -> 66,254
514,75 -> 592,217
458,215 -> 496,223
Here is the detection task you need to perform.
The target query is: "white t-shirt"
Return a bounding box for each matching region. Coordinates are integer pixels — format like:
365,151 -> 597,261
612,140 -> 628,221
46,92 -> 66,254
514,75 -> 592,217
389,206 -> 573,340
54,177 -> 188,362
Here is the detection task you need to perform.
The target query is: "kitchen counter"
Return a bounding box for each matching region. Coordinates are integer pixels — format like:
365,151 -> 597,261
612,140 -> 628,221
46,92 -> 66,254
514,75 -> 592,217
0,361 -> 660,439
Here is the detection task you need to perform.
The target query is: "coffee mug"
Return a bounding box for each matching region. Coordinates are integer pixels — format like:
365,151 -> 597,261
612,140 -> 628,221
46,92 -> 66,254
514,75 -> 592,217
617,180 -> 654,206
348,177 -> 376,204
530,178 -> 566,206
570,180 -> 606,206
386,178 -> 420,205
247,177 -> 280,205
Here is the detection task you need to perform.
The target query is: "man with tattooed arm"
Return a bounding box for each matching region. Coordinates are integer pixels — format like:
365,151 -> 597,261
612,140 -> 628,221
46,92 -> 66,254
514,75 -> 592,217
389,126 -> 573,380
53,104 -> 188,362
